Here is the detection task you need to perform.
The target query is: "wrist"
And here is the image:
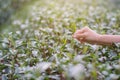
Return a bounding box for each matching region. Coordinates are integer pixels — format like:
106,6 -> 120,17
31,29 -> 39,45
96,34 -> 102,42
95,34 -> 107,45
97,34 -> 113,45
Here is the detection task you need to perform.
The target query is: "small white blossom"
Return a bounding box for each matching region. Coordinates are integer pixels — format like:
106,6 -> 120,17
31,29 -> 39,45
20,24 -> 27,29
12,20 -> 21,25
74,55 -> 85,63
2,43 -> 7,48
31,41 -> 37,47
16,31 -> 21,35
113,64 -> 120,69
25,73 -> 33,79
32,50 -> 38,57
110,74 -> 119,80
98,56 -> 107,62
68,64 -> 85,80
0,51 -> 2,57
102,71 -> 108,76
15,40 -> 23,47
3,38 -> 9,43
34,30 -> 40,36
35,62 -> 51,73
106,65 -> 112,70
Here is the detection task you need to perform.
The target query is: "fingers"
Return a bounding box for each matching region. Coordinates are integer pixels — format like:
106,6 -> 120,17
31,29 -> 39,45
74,27 -> 86,35
72,27 -> 89,43
78,38 -> 85,43
80,39 -> 85,44
73,30 -> 83,36
73,33 -> 86,39
73,32 -> 87,44
73,26 -> 89,35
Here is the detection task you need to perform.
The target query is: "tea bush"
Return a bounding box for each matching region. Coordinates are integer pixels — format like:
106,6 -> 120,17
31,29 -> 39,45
0,0 -> 120,80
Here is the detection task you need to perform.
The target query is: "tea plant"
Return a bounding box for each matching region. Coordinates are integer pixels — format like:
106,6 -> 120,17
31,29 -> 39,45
0,0 -> 120,80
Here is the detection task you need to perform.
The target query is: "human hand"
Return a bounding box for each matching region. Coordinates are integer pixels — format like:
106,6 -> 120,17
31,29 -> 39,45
73,27 -> 101,44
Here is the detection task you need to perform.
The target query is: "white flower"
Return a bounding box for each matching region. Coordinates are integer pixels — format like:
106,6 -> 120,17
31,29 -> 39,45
20,24 -> 27,29
2,43 -> 7,48
22,66 -> 34,72
41,20 -> 46,23
64,18 -> 69,22
45,28 -> 53,33
31,41 -> 37,47
25,73 -> 33,79
18,54 -> 26,57
34,30 -> 40,36
106,65 -> 112,70
16,31 -> 21,35
74,55 -> 85,63
68,64 -> 85,80
8,32 -> 13,35
98,56 -> 107,62
47,10 -> 52,14
9,49 -> 17,55
15,40 -> 23,47
102,71 -> 108,76
32,50 -> 38,57
113,64 -> 120,69
87,63 -> 94,70
90,44 -> 99,51
35,62 -> 51,73
12,20 -> 21,25
110,74 -> 119,80
0,51 -> 2,57
3,38 -> 9,43
34,16 -> 40,21
36,76 -> 44,80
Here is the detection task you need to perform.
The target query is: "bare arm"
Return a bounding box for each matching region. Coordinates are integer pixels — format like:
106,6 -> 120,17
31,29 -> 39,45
73,27 -> 120,45
98,35 -> 120,45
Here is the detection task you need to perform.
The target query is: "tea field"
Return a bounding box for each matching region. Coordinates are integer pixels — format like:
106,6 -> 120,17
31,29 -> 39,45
0,0 -> 120,80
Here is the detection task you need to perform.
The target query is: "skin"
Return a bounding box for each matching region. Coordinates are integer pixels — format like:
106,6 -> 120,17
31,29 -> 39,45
73,27 -> 120,45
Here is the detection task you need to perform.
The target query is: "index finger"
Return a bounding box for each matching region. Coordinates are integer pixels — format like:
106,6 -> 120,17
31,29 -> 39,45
74,29 -> 84,35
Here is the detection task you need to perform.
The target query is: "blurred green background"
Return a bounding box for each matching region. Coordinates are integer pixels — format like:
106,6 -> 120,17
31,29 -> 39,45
0,0 -> 33,31
0,0 -> 120,32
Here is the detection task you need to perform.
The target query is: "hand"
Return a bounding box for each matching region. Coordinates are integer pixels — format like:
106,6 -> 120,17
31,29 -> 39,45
73,27 -> 101,44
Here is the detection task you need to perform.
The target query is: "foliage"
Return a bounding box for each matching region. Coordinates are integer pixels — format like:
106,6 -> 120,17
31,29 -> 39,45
0,0 -> 32,25
0,0 -> 120,80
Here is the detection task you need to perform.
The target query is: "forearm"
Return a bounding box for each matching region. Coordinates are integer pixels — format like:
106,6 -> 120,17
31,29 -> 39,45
98,35 -> 120,45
